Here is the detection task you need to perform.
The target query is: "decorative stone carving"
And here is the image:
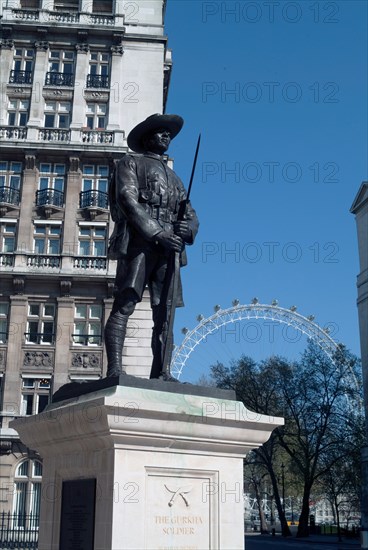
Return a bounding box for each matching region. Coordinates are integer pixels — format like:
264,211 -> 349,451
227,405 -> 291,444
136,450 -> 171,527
42,89 -> 73,101
84,90 -> 109,102
0,39 -> 14,49
25,155 -> 36,170
76,43 -> 89,53
71,353 -> 101,369
34,41 -> 49,51
69,157 -> 80,172
13,277 -> 25,294
24,351 -> 53,368
111,45 -> 124,55
60,279 -> 72,296
113,32 -> 125,44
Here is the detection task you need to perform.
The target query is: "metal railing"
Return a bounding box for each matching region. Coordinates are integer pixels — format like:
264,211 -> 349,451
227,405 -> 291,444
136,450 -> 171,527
45,72 -> 74,86
24,332 -> 55,345
72,333 -> 102,346
80,189 -> 108,209
0,186 -> 20,206
0,511 -> 39,549
86,74 -> 110,88
35,188 -> 64,208
9,70 -> 33,85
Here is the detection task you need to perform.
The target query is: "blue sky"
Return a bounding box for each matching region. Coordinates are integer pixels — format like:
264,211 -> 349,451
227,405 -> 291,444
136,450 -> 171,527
164,1 -> 367,382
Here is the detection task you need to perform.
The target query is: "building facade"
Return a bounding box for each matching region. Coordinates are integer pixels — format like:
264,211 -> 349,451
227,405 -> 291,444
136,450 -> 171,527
351,182 -> 368,548
0,0 -> 172,518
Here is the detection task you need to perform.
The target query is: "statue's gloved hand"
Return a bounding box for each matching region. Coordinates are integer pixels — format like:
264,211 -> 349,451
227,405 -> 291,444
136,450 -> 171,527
173,221 -> 192,242
155,231 -> 183,253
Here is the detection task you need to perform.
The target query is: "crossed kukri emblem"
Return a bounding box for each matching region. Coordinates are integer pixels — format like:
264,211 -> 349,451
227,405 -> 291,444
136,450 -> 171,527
164,484 -> 193,507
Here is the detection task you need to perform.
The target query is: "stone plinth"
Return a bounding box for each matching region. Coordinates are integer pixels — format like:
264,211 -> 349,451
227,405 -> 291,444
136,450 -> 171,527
11,381 -> 283,550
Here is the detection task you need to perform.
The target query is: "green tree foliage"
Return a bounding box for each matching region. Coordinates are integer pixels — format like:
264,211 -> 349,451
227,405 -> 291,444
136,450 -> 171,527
210,342 -> 363,538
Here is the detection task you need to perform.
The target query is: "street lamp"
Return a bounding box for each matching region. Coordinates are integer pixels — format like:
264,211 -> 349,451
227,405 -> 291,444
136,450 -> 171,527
281,463 -> 285,515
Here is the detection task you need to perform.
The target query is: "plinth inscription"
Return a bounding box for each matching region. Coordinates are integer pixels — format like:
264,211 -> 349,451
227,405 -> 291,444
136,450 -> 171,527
145,468 -> 219,550
59,478 -> 96,550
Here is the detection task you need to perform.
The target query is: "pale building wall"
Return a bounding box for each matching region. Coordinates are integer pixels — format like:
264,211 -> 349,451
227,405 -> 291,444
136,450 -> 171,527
350,182 -> 368,548
0,0 -> 171,514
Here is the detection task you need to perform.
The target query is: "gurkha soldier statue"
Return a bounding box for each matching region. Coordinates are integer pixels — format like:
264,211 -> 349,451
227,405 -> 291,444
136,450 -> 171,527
105,114 -> 199,380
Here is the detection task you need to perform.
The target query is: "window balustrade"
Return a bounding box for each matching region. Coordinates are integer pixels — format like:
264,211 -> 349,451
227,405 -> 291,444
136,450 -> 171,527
9,70 -> 33,84
86,74 -> 110,89
0,187 -> 20,206
36,188 -> 64,208
79,190 -> 108,209
45,72 -> 74,86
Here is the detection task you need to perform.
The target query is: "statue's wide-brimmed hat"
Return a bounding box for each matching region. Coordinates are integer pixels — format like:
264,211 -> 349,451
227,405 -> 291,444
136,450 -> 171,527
127,113 -> 184,153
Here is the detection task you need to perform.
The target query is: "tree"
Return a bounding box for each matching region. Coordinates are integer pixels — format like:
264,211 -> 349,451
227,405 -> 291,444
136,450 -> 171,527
211,356 -> 292,536
210,342 -> 363,538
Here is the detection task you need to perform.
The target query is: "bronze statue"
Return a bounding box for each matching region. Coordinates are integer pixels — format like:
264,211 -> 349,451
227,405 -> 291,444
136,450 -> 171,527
105,114 -> 199,380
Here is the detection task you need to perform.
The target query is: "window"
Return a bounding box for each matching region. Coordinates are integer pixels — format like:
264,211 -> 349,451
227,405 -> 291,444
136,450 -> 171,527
54,0 -> 79,10
85,104 -> 106,130
0,161 -> 22,190
38,163 -> 65,193
8,99 -> 29,127
86,103 -> 107,130
20,0 -> 39,8
36,164 -> 65,208
33,224 -> 61,255
0,162 -> 22,206
25,303 -> 55,344
45,50 -> 74,86
13,459 -> 43,528
0,222 -> 17,253
73,304 -> 102,345
87,52 -> 110,88
0,302 -> 9,343
44,101 -> 71,129
21,379 -> 51,415
92,0 -> 113,13
10,48 -> 34,84
80,165 -> 109,208
79,225 -> 106,256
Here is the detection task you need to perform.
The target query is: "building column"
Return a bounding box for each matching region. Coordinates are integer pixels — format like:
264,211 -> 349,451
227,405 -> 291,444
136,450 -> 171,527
0,40 -> 14,126
70,43 -> 89,143
107,45 -> 125,146
61,157 -> 81,272
53,297 -> 74,392
40,0 -> 52,9
15,155 -> 37,265
27,40 -> 49,141
80,0 -> 91,12
2,294 -> 28,424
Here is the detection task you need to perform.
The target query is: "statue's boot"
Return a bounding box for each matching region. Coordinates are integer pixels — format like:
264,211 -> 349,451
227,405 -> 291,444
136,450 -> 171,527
105,312 -> 129,377
150,306 -> 178,382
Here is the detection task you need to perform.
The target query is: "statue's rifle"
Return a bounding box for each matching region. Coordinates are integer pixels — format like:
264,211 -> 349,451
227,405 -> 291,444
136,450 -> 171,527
160,134 -> 201,378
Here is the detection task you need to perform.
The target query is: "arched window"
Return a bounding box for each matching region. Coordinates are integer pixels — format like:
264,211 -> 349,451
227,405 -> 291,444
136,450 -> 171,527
13,459 -> 42,528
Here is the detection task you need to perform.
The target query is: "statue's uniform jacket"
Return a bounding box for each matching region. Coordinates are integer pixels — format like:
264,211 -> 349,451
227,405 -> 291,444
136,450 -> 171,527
108,153 -> 199,308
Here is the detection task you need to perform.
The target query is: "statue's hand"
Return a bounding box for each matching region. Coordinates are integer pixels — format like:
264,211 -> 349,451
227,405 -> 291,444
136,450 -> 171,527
174,221 -> 192,242
155,231 -> 183,253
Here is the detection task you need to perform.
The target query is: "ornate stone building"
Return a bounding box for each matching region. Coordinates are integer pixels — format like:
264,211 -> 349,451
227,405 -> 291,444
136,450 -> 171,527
351,182 -> 368,549
0,0 -> 171,517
